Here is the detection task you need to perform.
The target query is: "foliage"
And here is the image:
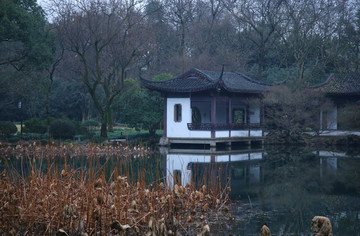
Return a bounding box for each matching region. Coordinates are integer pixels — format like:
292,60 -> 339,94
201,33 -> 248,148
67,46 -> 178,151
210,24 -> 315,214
337,104 -> 360,130
83,119 -> 99,128
71,120 -> 87,135
0,0 -> 55,70
0,0 -> 55,121
17,132 -> 49,141
115,76 -> 168,136
263,85 -> 328,143
0,121 -> 17,137
49,119 -> 76,139
1,0 -> 360,129
52,0 -> 153,137
153,73 -> 173,81
82,119 -> 99,137
23,118 -> 47,134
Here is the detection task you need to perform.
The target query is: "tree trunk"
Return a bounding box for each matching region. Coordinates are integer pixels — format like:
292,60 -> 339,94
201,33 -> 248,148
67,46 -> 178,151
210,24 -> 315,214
149,125 -> 156,136
107,109 -> 113,132
46,93 -> 50,134
258,43 -> 265,81
100,122 -> 107,138
45,79 -> 54,135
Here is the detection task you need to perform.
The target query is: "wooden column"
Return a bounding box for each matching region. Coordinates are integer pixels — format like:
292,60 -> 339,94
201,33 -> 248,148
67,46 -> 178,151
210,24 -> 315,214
261,101 -> 265,126
228,97 -> 232,137
319,107 -> 323,130
164,96 -> 167,137
211,96 -> 216,138
246,105 -> 250,125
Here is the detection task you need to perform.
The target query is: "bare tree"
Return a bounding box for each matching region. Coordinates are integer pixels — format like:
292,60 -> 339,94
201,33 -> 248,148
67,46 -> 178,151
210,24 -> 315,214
223,0 -> 285,81
44,42 -> 64,133
331,1 -> 360,73
163,0 -> 197,72
277,0 -> 350,86
51,0 -> 152,137
264,84 -> 332,143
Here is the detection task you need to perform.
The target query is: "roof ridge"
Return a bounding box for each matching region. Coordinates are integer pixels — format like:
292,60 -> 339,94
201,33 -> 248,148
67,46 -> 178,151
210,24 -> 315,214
141,68 -> 272,93
194,68 -> 219,82
233,72 -> 272,86
175,68 -> 216,83
310,74 -> 334,88
140,76 -> 169,84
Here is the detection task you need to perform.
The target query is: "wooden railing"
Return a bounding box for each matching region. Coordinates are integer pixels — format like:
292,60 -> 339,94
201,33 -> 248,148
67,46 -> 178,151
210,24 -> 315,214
187,123 -> 262,131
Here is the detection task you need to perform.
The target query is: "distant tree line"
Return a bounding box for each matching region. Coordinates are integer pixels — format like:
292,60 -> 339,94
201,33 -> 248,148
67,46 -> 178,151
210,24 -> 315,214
0,0 -> 359,137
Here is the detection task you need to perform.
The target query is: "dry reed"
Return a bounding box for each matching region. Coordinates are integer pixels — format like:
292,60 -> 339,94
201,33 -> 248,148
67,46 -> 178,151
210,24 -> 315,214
0,142 -> 230,235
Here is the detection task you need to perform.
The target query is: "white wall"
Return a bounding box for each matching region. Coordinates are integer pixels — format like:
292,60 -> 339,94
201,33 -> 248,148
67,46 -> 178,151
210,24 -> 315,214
167,97 -> 262,138
167,98 -> 211,138
167,98 -> 190,137
249,105 -> 260,124
327,105 -> 337,130
250,130 -> 262,136
231,130 -> 249,137
216,131 -> 229,138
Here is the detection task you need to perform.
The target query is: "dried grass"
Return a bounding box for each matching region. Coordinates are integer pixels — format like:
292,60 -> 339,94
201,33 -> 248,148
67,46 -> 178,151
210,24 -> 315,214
0,143 -> 230,235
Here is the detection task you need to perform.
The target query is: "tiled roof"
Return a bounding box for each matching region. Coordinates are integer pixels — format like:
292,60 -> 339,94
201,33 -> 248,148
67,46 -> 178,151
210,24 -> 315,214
141,68 -> 272,93
313,74 -> 360,95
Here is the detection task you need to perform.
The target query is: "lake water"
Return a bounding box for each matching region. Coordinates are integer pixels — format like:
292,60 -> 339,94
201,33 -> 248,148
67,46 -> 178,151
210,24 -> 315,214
1,145 -> 360,235
162,146 -> 360,235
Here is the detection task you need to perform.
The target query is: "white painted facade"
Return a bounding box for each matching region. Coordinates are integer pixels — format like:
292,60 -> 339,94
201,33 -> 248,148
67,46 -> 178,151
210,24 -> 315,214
166,97 -> 262,139
327,105 -> 338,129
320,104 -> 338,130
167,98 -> 211,138
249,106 -> 261,124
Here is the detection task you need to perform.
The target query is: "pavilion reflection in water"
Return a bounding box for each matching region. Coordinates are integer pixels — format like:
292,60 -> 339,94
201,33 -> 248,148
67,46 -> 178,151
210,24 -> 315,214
161,148 -> 264,197
160,148 -> 347,200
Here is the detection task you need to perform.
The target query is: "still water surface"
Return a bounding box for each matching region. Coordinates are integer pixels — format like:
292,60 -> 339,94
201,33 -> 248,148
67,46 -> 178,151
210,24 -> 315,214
163,146 -> 360,235
2,146 -> 360,235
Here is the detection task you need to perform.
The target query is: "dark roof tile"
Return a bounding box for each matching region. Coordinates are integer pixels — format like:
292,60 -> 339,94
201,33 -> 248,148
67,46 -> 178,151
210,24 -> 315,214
141,68 -> 272,93
314,74 -> 360,95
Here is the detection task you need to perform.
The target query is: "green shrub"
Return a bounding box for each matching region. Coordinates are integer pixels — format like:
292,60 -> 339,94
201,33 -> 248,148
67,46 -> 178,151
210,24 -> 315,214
7,136 -> 20,143
338,104 -> 360,130
92,135 -> 107,143
78,120 -> 99,138
71,120 -> 87,135
20,133 -> 49,141
83,119 -> 99,128
23,118 -> 47,133
0,121 -> 17,137
49,119 -> 76,139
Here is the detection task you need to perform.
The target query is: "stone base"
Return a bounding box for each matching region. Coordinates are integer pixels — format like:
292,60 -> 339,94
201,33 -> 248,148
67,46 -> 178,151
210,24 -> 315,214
159,136 -> 169,146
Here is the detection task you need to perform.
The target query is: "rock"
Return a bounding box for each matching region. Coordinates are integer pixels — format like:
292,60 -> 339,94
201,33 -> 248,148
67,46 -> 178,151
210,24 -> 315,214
159,137 -> 169,146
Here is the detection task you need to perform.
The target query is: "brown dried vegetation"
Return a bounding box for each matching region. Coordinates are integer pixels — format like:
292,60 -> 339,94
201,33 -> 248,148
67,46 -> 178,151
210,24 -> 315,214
0,143 -> 230,235
311,216 -> 333,236
260,224 -> 271,236
0,141 -> 151,159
